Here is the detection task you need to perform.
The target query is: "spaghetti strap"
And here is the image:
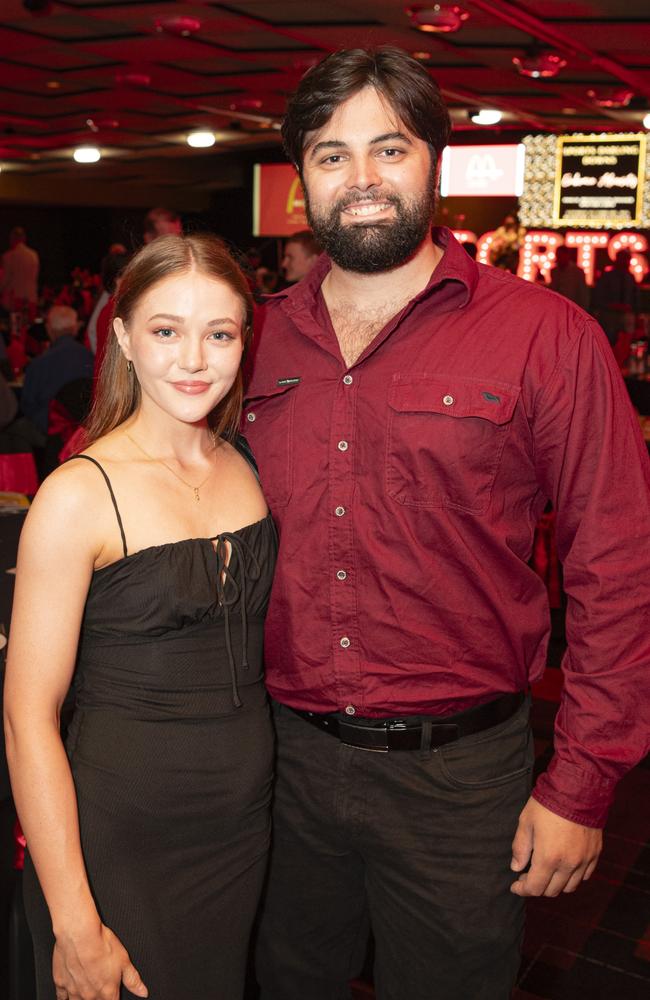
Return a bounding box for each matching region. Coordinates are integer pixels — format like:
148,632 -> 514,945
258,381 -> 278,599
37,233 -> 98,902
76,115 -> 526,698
65,454 -> 128,558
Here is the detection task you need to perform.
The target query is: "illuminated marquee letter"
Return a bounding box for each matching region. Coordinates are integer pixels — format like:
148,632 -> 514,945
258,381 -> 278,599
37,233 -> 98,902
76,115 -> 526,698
451,230 -> 478,246
476,230 -> 497,266
607,231 -> 649,283
518,232 -> 564,283
563,231 -> 609,286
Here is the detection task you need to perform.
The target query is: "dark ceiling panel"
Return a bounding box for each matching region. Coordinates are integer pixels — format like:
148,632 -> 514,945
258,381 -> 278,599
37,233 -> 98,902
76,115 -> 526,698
0,0 -> 647,184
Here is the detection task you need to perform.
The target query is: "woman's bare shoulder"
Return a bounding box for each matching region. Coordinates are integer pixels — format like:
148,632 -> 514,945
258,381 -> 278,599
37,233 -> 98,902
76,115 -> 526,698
22,454 -> 116,556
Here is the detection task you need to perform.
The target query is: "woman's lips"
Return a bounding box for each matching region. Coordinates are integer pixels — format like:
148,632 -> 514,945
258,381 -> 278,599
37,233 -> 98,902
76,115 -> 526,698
171,381 -> 211,395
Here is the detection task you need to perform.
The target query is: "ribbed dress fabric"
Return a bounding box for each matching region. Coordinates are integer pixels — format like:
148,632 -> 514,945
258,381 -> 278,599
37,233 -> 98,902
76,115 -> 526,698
22,453 -> 277,999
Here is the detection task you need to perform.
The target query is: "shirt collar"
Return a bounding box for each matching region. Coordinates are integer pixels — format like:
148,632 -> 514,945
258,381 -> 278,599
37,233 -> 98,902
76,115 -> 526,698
273,227 -> 478,317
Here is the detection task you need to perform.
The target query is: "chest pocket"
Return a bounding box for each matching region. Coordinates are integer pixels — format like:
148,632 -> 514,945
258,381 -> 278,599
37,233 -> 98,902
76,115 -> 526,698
386,374 -> 519,514
243,380 -> 299,510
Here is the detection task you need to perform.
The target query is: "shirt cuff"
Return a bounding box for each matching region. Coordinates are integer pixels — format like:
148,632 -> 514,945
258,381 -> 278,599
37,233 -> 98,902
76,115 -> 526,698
532,755 -> 616,828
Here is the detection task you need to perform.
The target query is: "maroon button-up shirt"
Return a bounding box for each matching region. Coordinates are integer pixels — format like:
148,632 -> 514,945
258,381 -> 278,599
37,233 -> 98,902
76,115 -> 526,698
244,228 -> 650,828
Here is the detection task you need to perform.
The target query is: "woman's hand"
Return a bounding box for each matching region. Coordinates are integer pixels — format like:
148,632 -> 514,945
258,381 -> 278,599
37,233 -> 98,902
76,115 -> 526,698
52,922 -> 148,1000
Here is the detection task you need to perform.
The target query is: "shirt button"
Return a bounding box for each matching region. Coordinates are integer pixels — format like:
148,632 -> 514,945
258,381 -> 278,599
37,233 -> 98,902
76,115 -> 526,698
246,411 -> 256,422
335,506 -> 346,517
340,636 -> 351,648
345,704 -> 356,715
337,440 -> 348,452
336,570 -> 347,581
442,395 -> 454,406
343,374 -> 353,385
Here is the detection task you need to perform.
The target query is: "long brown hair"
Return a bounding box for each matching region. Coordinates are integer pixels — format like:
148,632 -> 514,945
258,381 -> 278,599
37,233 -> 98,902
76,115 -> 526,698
282,47 -> 452,173
85,233 -> 254,444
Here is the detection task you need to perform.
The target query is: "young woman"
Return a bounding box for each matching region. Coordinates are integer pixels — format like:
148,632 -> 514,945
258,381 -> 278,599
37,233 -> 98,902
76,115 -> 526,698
4,234 -> 276,1000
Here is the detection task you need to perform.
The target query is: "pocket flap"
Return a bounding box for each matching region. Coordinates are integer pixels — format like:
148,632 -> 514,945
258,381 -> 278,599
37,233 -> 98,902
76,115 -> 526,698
388,375 -> 519,426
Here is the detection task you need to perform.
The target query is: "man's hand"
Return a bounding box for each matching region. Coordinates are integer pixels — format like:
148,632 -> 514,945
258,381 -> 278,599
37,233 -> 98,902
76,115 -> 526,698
510,796 -> 602,897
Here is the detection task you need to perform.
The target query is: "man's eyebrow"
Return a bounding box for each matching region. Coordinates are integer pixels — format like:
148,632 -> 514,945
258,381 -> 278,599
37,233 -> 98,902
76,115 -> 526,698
307,140 -> 347,160
370,131 -> 413,146
307,131 -> 413,160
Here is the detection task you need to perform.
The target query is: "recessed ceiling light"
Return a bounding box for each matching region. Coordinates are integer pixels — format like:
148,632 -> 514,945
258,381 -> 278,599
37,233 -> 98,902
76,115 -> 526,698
187,131 -> 216,148
406,5 -> 469,32
643,112 -> 650,130
46,80 -> 61,90
470,109 -> 502,126
411,51 -> 431,60
73,146 -> 101,163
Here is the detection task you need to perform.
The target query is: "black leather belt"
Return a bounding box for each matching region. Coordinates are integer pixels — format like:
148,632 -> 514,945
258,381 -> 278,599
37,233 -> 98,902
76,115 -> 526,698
289,692 -> 526,752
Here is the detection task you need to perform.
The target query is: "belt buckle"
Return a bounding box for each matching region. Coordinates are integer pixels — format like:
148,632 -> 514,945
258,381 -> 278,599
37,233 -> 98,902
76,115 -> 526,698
338,721 -> 389,753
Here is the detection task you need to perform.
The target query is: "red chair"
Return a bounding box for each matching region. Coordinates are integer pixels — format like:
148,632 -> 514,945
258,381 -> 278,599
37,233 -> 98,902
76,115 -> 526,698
0,453 -> 38,494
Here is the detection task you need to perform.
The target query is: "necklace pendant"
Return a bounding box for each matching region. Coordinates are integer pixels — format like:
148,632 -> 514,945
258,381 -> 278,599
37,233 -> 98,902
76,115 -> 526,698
194,488 -> 200,502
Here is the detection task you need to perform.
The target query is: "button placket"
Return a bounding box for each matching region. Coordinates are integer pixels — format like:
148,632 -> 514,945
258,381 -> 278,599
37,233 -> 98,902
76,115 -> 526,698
329,370 -> 362,713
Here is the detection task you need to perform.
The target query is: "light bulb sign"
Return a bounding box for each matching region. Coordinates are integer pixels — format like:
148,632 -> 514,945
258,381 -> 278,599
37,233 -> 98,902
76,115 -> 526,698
553,134 -> 646,227
440,145 -> 525,197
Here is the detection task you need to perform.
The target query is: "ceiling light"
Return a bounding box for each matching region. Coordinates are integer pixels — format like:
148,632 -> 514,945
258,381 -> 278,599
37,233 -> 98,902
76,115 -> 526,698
46,80 -> 61,90
470,109 -> 502,126
187,131 -> 216,148
73,146 -> 101,163
229,98 -> 263,111
587,87 -> 634,109
513,51 -> 566,79
114,71 -> 151,88
406,5 -> 469,33
86,117 -> 120,131
643,112 -> 650,130
411,51 -> 431,60
154,16 -> 201,37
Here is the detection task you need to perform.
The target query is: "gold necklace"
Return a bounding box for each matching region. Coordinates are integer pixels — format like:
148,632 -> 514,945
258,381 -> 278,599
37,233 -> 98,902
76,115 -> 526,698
126,431 -> 216,503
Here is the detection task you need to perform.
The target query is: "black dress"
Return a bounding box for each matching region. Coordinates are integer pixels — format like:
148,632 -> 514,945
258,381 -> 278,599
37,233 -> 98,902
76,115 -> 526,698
23,453 -> 277,999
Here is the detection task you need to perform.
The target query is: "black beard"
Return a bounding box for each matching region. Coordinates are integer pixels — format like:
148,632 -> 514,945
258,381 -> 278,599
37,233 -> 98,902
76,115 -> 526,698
305,174 -> 437,274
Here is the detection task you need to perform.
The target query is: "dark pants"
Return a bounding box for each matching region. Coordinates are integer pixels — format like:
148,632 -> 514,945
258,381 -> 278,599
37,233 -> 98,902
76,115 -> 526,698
256,698 -> 533,1000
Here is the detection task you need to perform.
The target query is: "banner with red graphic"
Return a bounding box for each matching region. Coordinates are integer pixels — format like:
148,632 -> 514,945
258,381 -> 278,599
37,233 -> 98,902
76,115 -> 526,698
253,164 -> 308,236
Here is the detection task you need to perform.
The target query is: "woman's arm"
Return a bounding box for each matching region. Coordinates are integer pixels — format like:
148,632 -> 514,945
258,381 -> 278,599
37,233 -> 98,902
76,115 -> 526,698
3,464 -> 147,1000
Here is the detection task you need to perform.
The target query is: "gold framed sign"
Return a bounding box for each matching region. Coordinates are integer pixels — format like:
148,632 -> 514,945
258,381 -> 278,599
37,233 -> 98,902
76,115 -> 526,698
553,133 -> 646,227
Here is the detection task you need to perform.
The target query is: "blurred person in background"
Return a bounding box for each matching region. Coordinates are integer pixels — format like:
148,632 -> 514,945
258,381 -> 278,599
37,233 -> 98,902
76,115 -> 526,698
1,227 -> 39,311
93,250 -> 131,375
489,212 -> 526,273
280,230 -> 321,284
143,207 -> 182,244
86,243 -> 127,353
591,248 -> 639,346
20,305 -> 93,435
549,245 -> 590,310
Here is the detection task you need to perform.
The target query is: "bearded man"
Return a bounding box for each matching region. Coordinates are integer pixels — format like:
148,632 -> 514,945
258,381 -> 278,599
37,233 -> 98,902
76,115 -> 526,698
243,47 -> 650,1000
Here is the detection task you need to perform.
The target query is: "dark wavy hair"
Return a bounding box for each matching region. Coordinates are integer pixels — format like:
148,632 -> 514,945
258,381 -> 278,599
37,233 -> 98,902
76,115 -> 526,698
282,47 -> 452,173
86,233 -> 253,445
